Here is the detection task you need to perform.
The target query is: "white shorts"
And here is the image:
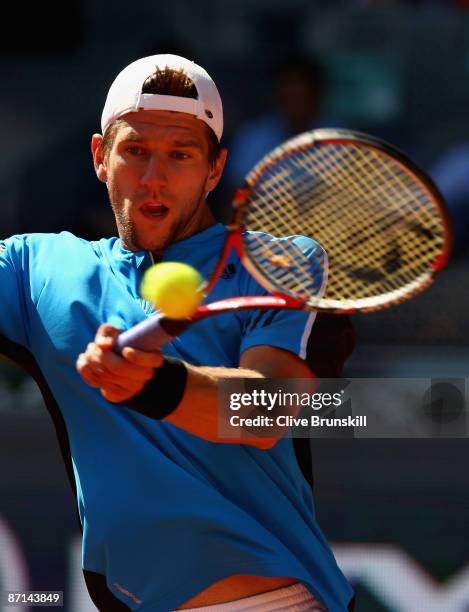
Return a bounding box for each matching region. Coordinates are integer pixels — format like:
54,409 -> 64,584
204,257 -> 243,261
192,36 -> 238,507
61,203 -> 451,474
177,582 -> 327,611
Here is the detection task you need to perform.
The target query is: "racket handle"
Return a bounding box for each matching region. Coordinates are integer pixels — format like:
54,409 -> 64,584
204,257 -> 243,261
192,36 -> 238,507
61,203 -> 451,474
114,314 -> 175,354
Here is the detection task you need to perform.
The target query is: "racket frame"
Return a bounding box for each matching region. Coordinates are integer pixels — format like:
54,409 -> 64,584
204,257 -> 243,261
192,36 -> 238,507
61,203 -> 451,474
227,128 -> 453,314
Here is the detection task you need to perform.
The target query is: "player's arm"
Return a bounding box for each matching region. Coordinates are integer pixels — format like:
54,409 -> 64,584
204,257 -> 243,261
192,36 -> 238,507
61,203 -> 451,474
76,324 -> 314,449
165,344 -> 314,448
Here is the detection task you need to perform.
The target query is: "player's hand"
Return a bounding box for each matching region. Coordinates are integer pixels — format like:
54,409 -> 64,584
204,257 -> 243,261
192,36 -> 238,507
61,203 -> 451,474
76,323 -> 164,403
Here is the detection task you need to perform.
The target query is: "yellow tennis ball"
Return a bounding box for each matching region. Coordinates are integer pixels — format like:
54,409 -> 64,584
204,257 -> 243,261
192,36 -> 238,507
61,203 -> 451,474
140,262 -> 205,319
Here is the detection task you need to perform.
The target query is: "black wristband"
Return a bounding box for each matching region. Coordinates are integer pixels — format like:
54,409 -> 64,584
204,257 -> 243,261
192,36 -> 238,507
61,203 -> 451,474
119,357 -> 188,420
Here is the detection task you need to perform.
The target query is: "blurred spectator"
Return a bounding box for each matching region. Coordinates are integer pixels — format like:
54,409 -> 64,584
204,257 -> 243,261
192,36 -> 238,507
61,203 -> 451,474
224,54 -> 337,195
430,142 -> 469,256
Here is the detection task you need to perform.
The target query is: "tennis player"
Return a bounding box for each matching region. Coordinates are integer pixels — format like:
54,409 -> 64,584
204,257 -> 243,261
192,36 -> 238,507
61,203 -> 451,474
1,54 -> 354,611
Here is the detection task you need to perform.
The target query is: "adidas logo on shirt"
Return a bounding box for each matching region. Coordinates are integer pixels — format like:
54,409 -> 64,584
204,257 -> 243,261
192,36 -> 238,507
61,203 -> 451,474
221,263 -> 236,279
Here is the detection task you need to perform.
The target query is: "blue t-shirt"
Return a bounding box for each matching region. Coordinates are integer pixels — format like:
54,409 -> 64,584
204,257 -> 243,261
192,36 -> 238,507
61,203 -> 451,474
0,224 -> 353,611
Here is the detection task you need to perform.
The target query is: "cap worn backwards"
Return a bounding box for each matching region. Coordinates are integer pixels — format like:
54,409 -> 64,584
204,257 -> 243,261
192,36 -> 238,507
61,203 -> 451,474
100,54 -> 223,141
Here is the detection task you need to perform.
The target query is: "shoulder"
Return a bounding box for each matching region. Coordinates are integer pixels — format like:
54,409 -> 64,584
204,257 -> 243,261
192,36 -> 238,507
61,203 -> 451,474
2,231 -> 87,250
0,231 -> 115,268
243,231 -> 325,289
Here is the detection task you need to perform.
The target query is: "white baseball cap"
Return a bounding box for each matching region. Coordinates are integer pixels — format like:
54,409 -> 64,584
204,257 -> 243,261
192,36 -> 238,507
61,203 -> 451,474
101,54 -> 223,141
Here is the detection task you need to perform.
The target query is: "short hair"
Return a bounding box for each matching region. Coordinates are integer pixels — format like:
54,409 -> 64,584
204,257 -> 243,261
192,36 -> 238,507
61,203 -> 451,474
101,67 -> 221,165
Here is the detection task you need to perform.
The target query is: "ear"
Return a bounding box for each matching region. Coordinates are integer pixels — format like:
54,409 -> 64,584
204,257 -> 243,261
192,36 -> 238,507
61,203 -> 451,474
205,148 -> 228,195
91,133 -> 108,183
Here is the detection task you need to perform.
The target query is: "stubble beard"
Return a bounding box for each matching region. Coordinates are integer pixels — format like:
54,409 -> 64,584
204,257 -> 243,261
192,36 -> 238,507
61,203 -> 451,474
110,185 -> 208,255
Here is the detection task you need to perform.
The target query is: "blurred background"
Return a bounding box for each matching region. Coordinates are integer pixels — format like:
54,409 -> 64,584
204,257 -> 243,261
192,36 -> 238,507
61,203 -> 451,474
1,1 -> 468,610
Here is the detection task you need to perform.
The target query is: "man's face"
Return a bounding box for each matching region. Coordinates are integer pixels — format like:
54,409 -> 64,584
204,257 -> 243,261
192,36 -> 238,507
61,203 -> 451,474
92,110 -> 226,255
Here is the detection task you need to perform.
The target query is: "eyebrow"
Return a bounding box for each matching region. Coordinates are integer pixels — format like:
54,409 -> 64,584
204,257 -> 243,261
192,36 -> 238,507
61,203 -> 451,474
172,138 -> 204,150
119,132 -> 204,151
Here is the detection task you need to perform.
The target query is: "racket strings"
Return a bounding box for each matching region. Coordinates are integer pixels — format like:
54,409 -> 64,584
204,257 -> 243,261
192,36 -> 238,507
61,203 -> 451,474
243,163 -> 325,296
242,139 -> 446,309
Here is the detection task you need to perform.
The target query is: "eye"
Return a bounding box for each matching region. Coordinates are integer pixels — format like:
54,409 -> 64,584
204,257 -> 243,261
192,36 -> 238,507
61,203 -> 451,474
171,151 -> 191,160
125,146 -> 146,156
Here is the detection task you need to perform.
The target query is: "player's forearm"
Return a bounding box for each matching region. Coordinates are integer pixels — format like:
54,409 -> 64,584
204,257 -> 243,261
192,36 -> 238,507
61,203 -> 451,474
120,346 -> 314,447
164,364 -> 276,448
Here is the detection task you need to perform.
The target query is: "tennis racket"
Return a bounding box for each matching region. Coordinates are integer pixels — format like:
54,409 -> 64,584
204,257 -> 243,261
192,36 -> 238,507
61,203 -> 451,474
115,128 -> 452,353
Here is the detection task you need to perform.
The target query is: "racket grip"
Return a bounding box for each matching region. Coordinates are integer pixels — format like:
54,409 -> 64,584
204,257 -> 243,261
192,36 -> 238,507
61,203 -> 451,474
114,314 -> 175,354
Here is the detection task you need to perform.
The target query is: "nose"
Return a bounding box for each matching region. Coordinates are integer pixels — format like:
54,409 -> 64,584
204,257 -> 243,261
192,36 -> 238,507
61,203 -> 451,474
141,152 -> 167,189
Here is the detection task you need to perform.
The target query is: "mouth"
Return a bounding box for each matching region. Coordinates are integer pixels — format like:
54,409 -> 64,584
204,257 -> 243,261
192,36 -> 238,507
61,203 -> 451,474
139,202 -> 170,221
